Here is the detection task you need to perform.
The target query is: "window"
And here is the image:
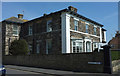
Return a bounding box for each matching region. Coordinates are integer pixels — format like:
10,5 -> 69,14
74,20 -> 78,31
47,20 -> 52,32
46,39 -> 52,54
13,25 -> 18,36
94,27 -> 97,35
36,43 -> 40,54
86,41 -> 91,52
72,40 -> 83,53
29,26 -> 32,35
86,24 -> 89,33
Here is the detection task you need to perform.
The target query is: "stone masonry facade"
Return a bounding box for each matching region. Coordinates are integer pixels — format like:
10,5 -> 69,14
2,6 -> 107,55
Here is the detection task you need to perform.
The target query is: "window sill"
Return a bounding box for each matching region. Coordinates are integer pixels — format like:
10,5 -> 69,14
13,35 -> 19,36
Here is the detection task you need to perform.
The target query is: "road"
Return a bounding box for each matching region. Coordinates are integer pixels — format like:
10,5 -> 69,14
5,65 -> 120,76
6,68 -> 54,76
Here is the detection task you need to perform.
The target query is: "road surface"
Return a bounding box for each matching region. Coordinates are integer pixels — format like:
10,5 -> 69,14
6,68 -> 54,76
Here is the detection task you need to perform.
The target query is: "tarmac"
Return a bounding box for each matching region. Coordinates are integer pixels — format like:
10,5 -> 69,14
5,65 -> 120,76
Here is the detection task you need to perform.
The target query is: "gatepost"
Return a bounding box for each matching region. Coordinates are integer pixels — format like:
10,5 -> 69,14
102,45 -> 112,74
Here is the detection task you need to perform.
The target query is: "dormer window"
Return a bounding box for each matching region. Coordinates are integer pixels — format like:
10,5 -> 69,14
74,20 -> 78,31
47,20 -> 52,32
29,26 -> 32,35
13,25 -> 18,36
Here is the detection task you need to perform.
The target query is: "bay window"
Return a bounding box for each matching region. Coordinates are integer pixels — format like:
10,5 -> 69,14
72,40 -> 83,53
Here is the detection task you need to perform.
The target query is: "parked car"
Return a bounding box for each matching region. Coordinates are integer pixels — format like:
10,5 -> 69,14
0,65 -> 6,76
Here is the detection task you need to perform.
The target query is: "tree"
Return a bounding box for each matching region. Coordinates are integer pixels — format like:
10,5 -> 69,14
9,39 -> 29,55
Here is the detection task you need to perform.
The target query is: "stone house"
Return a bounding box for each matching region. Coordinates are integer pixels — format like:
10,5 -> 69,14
108,31 -> 120,50
2,14 -> 28,55
20,6 -> 106,54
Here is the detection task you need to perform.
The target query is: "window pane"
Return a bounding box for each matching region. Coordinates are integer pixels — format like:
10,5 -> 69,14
29,26 -> 32,35
13,25 -> 18,35
74,20 -> 78,31
77,46 -> 79,53
86,24 -> 88,33
13,31 -> 17,35
73,47 -> 75,53
75,26 -> 78,31
36,44 -> 40,54
80,47 -> 82,52
13,25 -> 17,30
47,20 -> 52,32
76,42 -> 79,46
46,40 -> 52,54
79,42 -> 83,52
94,27 -> 96,35
73,42 -> 76,46
86,42 -> 91,52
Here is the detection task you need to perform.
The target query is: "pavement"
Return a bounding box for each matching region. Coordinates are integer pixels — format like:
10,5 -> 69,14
5,65 -> 120,76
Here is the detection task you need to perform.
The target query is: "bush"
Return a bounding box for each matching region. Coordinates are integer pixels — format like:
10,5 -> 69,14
9,39 -> 29,55
111,50 -> 120,61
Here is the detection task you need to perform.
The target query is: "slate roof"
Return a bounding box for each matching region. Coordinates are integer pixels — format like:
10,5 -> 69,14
3,17 -> 28,23
25,8 -> 103,27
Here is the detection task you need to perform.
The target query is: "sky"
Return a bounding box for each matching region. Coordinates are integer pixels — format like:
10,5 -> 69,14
2,2 -> 118,43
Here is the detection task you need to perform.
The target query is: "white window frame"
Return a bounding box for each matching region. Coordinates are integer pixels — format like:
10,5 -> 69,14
29,26 -> 32,35
72,39 -> 83,53
74,20 -> 78,31
86,24 -> 89,33
47,20 -> 52,32
13,25 -> 18,36
94,26 -> 97,35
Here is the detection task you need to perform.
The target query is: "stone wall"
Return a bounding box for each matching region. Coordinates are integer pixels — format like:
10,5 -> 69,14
3,51 -> 104,73
112,59 -> 120,73
2,21 -> 21,55
70,17 -> 100,36
20,13 -> 62,54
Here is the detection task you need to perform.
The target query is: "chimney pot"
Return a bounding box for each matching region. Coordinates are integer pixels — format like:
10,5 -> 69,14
43,13 -> 47,16
68,6 -> 77,13
115,31 -> 120,37
18,14 -> 23,19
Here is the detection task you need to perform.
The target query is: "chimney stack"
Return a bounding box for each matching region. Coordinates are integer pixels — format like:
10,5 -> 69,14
68,6 -> 77,13
115,31 -> 120,37
43,13 -> 47,16
18,14 -> 23,19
